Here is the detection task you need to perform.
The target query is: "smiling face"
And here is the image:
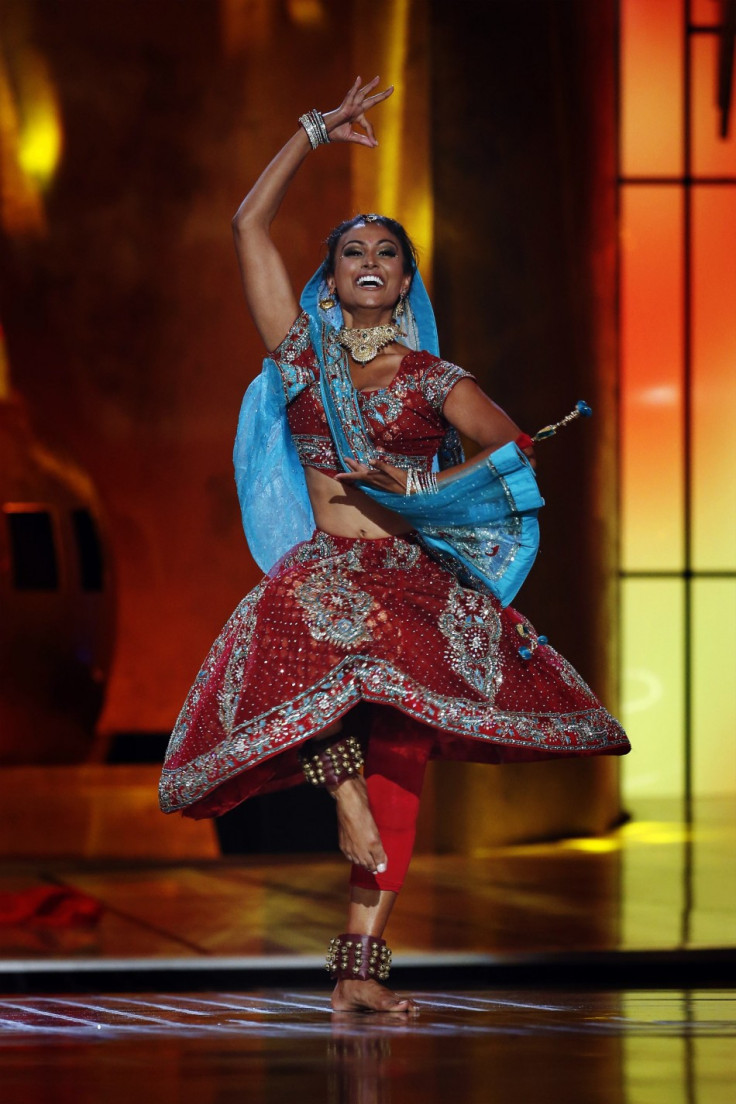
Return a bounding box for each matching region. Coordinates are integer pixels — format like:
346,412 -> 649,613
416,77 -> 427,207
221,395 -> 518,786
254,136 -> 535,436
328,222 -> 412,327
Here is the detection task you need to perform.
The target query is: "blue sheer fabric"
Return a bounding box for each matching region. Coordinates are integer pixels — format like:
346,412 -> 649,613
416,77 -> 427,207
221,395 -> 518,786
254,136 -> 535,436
233,359 -> 315,573
234,262 -> 544,605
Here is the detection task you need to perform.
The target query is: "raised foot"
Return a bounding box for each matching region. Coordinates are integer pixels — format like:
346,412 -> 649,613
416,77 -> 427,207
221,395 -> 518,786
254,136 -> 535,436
331,978 -> 419,1015
333,776 -> 387,874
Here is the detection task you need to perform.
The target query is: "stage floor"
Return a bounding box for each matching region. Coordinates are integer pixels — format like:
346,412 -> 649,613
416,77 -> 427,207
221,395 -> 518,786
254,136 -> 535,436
1,988 -> 734,1104
0,798 -> 734,1101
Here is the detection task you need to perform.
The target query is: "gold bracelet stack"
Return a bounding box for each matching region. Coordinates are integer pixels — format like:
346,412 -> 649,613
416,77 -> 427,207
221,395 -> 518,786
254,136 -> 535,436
298,109 -> 330,149
298,734 -> 364,787
326,933 -> 392,981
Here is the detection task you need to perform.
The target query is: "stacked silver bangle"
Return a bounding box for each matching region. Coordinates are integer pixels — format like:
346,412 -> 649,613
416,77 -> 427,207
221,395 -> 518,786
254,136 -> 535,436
298,109 -> 330,149
405,468 -> 439,496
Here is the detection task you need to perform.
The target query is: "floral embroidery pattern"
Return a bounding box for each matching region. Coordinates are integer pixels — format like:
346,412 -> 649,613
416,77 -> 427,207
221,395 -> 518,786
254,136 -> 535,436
294,566 -> 376,649
272,312 -> 316,401
359,388 -> 404,425
291,434 -> 340,471
438,585 -> 501,699
218,584 -> 264,730
381,540 -> 421,570
160,654 -> 628,814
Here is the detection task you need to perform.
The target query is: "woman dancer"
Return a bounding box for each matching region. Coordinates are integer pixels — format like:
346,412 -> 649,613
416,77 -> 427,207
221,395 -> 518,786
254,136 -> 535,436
159,78 -> 629,1014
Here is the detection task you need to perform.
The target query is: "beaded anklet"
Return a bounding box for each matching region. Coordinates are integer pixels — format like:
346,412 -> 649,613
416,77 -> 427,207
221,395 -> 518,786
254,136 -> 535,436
298,734 -> 365,788
326,933 -> 392,981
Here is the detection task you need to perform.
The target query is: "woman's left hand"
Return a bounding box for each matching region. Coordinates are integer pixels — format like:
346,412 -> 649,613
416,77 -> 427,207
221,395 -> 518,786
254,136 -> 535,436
335,457 -> 407,493
324,76 -> 393,147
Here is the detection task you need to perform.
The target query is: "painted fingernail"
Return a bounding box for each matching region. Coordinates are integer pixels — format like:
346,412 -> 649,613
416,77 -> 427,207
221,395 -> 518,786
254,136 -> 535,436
376,862 -> 387,873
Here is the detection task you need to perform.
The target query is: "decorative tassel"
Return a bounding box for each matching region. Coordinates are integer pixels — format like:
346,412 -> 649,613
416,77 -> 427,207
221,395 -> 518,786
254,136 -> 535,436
516,622 -> 549,661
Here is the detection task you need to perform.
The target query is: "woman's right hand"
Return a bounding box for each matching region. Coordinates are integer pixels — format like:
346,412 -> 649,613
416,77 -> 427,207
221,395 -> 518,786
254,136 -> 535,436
324,76 -> 394,147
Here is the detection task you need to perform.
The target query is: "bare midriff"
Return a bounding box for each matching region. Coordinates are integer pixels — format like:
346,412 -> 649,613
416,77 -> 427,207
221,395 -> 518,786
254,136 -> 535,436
305,466 -> 413,540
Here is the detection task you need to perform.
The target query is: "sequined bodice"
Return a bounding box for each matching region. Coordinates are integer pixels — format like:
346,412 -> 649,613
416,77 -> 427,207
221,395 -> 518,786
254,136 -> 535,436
272,312 -> 473,476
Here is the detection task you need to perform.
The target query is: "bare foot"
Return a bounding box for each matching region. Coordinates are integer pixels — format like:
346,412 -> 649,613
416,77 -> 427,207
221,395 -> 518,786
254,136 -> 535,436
331,978 -> 419,1015
332,776 -> 387,874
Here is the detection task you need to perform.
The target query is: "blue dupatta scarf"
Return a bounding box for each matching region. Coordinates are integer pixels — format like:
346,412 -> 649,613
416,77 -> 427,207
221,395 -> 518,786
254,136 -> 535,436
235,265 -> 543,606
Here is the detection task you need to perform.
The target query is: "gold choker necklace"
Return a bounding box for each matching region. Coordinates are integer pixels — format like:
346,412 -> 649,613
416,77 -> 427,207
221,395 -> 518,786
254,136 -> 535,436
337,324 -> 399,365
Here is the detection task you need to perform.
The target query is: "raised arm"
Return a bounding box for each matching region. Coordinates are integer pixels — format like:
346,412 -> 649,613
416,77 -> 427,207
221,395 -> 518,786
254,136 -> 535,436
232,77 -> 393,352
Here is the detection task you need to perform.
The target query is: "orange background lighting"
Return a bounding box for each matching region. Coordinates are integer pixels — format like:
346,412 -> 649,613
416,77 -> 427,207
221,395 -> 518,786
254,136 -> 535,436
620,0 -> 736,801
620,0 -> 684,178
620,187 -> 684,572
692,188 -> 736,570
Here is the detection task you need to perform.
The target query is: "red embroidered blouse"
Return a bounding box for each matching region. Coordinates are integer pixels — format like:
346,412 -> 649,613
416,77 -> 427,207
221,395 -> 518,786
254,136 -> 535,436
271,312 -> 474,476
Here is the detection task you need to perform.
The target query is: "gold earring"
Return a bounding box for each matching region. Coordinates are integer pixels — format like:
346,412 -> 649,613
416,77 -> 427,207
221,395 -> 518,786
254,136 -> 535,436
394,292 -> 407,320
319,289 -> 337,311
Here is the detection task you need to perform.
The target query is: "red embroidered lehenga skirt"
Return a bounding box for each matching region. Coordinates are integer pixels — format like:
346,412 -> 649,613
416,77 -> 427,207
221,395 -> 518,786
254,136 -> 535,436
159,530 -> 629,818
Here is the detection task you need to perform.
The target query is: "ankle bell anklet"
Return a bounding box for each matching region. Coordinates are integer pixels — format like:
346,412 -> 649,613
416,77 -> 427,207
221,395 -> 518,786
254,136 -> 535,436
326,933 -> 392,981
298,734 -> 365,787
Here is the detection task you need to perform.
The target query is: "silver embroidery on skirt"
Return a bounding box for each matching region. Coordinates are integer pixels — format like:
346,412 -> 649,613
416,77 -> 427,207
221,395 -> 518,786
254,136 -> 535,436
218,583 -> 265,729
438,584 -> 501,700
294,563 -> 376,648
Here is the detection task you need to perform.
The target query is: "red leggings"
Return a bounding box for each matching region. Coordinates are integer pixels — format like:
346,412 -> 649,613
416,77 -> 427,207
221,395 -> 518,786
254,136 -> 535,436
349,709 -> 435,894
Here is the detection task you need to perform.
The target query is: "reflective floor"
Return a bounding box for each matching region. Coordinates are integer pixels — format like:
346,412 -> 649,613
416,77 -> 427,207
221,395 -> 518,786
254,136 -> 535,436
1,989 -> 734,1103
1,798 -> 734,1101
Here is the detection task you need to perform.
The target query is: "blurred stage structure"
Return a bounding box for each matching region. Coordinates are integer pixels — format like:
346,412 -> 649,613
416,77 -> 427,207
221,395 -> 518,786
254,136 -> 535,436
0,355 -> 115,765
